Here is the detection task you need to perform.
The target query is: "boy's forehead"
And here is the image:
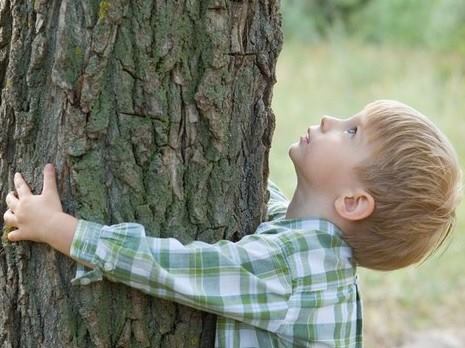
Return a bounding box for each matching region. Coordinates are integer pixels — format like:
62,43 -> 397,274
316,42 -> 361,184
352,110 -> 367,125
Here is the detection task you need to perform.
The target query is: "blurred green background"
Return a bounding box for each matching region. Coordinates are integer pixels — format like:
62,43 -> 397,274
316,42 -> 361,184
270,0 -> 465,347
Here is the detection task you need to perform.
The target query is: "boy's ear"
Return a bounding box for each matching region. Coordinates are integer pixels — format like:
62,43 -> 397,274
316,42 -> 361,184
334,190 -> 375,221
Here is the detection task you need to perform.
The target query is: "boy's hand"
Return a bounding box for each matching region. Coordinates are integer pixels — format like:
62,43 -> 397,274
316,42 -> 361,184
3,163 -> 63,244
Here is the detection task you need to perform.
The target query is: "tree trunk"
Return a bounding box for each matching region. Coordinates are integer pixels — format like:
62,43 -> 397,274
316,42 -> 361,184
0,1 -> 282,347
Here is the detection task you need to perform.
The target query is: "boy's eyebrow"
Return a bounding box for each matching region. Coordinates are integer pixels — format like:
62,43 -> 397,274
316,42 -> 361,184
356,111 -> 367,144
356,115 -> 364,126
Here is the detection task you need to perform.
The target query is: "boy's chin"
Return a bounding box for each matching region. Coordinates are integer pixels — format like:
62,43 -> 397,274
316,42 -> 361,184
288,142 -> 302,163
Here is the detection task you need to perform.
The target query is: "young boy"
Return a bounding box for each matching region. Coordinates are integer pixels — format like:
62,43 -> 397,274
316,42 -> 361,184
3,100 -> 463,347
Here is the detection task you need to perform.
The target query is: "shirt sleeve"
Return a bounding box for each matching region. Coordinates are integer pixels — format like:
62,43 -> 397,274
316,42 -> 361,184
266,179 -> 289,221
70,219 -> 292,333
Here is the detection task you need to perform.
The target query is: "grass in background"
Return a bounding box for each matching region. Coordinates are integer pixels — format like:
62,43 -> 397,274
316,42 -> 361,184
270,38 -> 465,347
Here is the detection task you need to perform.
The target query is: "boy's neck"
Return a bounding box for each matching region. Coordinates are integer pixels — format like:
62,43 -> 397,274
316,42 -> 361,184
286,182 -> 352,234
286,184 -> 331,220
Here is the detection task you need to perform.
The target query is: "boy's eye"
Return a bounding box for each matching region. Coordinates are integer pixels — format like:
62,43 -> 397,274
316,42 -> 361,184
346,126 -> 358,136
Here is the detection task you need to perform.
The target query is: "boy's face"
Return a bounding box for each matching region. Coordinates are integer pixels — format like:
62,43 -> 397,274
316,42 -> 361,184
289,109 -> 373,196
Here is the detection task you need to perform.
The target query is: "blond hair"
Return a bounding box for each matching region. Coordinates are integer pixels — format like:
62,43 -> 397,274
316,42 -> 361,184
345,100 -> 464,270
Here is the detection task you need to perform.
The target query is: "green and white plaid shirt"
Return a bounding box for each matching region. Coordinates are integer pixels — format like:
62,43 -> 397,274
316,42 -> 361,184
70,180 -> 363,347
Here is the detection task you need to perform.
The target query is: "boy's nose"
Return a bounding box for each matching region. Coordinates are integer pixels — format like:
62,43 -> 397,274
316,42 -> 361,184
320,115 -> 340,132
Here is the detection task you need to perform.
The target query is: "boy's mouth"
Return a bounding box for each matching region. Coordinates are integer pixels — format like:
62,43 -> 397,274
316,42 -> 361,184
299,129 -> 310,144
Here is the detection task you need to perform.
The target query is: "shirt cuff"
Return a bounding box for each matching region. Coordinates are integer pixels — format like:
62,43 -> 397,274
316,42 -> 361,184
70,219 -> 105,286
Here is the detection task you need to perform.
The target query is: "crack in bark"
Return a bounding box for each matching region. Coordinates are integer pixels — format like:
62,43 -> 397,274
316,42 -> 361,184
118,111 -> 165,120
0,0 -> 12,105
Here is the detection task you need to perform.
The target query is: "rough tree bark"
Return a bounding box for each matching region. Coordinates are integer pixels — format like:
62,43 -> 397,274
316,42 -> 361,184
0,0 -> 282,347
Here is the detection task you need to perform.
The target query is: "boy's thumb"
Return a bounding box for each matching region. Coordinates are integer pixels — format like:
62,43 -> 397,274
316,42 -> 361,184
8,229 -> 22,242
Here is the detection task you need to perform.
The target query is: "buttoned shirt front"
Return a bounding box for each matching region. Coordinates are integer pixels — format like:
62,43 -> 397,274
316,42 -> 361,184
70,180 -> 363,347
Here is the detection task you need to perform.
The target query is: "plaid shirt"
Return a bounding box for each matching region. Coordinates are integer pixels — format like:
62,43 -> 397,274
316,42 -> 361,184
70,180 -> 363,347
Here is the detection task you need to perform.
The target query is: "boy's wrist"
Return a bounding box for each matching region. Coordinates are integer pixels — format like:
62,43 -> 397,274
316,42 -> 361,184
45,212 -> 78,256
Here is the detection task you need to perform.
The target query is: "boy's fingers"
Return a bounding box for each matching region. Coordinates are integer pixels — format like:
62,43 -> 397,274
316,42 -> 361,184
42,164 -> 58,196
5,191 -> 19,211
14,173 -> 32,198
3,209 -> 18,227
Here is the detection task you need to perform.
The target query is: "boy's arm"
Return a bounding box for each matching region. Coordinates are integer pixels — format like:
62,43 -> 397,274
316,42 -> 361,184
266,179 -> 289,221
69,219 -> 292,333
